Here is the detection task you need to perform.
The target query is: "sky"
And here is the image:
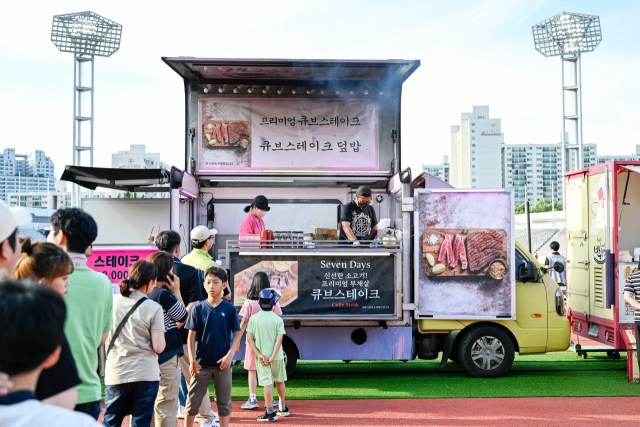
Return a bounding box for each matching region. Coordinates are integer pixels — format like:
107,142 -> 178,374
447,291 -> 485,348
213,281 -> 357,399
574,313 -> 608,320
1,0 -> 639,181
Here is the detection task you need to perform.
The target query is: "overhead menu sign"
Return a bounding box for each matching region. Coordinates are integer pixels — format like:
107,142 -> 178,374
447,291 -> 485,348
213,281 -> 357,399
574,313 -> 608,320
198,99 -> 378,173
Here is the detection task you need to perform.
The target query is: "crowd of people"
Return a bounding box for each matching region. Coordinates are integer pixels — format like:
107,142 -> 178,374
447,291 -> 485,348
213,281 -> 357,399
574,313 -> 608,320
0,201 -> 289,426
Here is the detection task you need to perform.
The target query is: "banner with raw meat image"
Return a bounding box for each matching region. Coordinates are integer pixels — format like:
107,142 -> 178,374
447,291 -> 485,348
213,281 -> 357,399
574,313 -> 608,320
198,98 -> 378,173
414,189 -> 515,319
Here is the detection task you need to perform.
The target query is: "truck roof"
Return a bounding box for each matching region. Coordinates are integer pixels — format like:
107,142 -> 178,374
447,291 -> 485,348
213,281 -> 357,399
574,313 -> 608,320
161,58 -> 420,89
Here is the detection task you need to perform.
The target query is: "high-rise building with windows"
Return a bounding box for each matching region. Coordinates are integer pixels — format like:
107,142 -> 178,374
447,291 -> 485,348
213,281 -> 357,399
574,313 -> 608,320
422,155 -> 450,183
448,106 -> 610,206
503,143 -> 596,206
0,148 -> 56,203
450,106 -> 504,189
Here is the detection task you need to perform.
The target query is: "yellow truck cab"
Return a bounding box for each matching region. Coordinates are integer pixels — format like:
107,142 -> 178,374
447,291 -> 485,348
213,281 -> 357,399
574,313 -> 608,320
416,240 -> 570,378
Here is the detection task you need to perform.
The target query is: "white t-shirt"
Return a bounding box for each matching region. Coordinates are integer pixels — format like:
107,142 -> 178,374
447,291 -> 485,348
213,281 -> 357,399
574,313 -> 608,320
0,399 -> 98,426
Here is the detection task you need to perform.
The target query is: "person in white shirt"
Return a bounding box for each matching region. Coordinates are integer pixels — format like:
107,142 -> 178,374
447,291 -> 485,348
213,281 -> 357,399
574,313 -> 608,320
0,279 -> 97,426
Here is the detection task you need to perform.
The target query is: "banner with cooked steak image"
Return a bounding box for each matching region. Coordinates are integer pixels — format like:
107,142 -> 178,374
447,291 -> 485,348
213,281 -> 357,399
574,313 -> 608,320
203,120 -> 250,149
233,260 -> 299,308
416,190 -> 515,319
198,98 -> 378,173
200,100 -> 252,168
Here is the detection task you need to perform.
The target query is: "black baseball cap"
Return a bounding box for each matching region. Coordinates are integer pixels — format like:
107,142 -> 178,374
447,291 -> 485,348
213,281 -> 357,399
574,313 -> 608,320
245,195 -> 270,212
356,186 -> 372,197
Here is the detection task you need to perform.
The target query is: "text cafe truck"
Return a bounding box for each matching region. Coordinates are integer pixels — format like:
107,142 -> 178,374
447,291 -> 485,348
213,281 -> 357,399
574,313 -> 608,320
565,161 -> 640,381
69,58 -> 570,378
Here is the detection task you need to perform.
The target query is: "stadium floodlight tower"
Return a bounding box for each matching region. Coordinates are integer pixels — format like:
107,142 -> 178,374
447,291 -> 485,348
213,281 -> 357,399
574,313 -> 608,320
532,12 -> 601,205
51,11 -> 122,206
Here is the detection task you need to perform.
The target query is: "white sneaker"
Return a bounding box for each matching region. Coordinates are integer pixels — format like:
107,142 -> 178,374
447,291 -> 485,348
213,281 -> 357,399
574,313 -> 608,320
177,406 -> 185,419
241,398 -> 260,409
201,421 -> 220,427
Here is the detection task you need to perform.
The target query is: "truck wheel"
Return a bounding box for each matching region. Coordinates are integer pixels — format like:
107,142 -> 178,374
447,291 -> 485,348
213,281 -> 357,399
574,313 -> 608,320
282,339 -> 298,377
458,326 -> 515,378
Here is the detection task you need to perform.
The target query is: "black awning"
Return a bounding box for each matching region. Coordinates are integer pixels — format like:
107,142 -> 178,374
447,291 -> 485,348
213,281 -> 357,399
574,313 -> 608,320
60,166 -> 171,192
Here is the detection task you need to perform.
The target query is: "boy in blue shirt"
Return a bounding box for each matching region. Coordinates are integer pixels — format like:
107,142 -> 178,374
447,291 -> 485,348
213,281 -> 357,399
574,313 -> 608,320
185,267 -> 241,427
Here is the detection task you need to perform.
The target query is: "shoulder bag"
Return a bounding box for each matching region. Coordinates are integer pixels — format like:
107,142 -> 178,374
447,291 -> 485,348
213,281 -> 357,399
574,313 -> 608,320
106,297 -> 147,356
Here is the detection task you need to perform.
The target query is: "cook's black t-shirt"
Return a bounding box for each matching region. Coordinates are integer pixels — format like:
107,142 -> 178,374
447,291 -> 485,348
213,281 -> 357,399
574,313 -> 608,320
339,201 -> 378,240
35,334 -> 81,401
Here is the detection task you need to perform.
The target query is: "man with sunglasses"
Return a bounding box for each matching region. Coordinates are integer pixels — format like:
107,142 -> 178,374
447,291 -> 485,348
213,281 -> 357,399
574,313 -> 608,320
339,186 -> 379,243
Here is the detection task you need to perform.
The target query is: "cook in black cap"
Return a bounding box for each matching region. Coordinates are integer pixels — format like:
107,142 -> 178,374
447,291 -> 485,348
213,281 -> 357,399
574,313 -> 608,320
240,195 -> 270,238
339,186 -> 378,242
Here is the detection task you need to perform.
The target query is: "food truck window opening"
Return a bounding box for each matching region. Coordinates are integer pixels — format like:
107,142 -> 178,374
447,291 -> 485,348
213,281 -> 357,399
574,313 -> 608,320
351,328 -> 367,345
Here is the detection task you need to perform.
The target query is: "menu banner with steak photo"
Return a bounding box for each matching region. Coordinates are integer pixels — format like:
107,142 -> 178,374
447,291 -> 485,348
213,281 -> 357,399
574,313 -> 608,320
198,98 -> 378,173
415,189 -> 515,319
230,253 -> 396,317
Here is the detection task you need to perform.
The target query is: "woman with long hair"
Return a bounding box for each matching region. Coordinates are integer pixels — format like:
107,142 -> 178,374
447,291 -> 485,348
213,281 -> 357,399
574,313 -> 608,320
14,238 -> 80,409
103,260 -> 166,427
238,272 -> 282,410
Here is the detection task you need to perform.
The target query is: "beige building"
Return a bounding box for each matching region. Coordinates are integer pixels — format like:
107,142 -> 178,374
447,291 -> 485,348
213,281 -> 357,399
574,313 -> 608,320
450,106 -> 504,189
111,144 -> 169,198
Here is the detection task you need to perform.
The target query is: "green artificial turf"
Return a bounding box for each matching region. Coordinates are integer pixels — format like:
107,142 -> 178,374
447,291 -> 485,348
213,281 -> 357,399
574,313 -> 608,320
102,352 -> 640,401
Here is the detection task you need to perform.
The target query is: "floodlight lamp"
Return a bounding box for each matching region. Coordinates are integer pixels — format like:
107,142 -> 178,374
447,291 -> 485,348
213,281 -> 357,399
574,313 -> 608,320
532,11 -> 602,57
51,11 -> 122,57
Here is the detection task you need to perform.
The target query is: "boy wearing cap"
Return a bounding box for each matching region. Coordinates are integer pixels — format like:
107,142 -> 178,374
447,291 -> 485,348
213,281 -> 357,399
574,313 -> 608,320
339,186 -> 379,242
184,267 -> 241,427
246,289 -> 289,422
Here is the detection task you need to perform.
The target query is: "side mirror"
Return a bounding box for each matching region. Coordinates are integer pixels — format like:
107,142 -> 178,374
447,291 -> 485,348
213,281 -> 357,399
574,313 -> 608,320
517,261 -> 538,282
553,261 -> 565,274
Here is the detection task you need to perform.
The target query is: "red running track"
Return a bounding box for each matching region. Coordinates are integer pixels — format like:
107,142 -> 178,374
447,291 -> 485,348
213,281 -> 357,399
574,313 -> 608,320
99,397 -> 640,426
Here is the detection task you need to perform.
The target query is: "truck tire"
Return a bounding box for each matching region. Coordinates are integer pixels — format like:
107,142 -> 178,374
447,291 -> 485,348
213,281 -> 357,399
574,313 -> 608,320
458,326 -> 514,378
282,339 -> 298,377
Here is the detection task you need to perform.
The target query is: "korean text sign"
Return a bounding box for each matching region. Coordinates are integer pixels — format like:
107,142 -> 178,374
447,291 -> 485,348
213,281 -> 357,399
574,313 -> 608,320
230,253 -> 395,317
87,246 -> 158,294
198,99 -> 379,172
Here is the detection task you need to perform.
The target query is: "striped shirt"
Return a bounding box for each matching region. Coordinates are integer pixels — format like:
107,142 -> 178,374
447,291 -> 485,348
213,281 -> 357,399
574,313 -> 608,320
624,271 -> 640,321
148,286 -> 188,364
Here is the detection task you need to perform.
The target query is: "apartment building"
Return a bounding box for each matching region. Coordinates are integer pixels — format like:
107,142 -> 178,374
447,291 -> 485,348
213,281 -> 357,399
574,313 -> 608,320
422,155 -> 450,183
503,143 -> 595,206
0,148 -> 56,203
450,106 -> 504,189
